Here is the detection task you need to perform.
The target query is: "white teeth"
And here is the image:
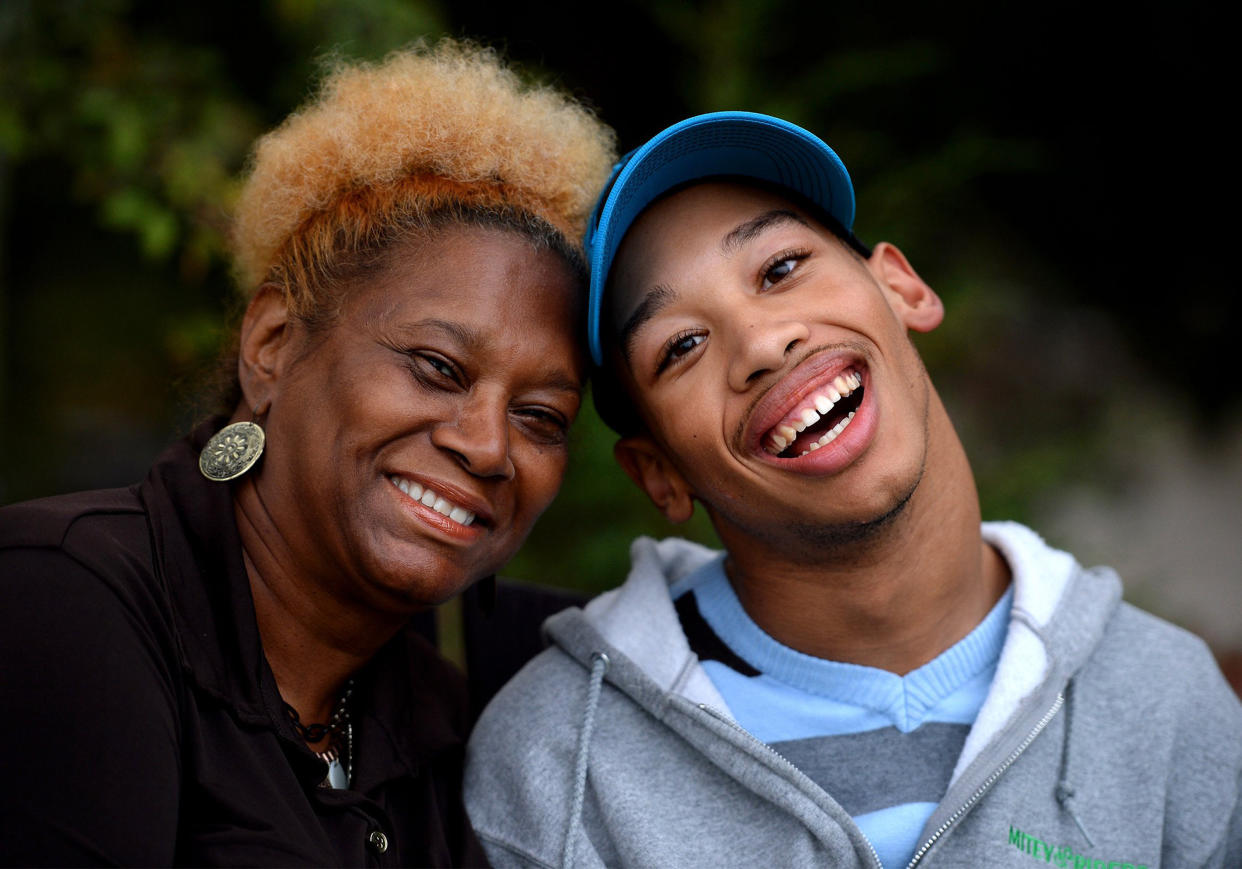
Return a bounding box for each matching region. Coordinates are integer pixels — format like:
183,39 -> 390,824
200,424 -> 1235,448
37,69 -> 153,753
390,476 -> 478,526
765,370 -> 865,458
395,479 -> 425,501
808,410 -> 857,451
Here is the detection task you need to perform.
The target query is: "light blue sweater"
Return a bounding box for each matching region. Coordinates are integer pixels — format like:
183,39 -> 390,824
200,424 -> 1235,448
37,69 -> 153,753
681,556 -> 1012,867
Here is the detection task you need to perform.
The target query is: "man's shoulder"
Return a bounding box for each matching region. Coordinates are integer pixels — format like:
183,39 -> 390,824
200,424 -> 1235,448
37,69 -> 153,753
1086,600 -> 1241,730
1103,601 -> 1225,676
464,641 -> 586,858
469,640 -> 587,751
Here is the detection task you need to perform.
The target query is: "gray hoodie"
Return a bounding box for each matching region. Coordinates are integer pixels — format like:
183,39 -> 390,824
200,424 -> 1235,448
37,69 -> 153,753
465,522 -> 1242,868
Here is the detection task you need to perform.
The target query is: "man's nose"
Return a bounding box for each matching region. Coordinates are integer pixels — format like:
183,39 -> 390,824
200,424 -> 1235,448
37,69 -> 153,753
726,316 -> 810,392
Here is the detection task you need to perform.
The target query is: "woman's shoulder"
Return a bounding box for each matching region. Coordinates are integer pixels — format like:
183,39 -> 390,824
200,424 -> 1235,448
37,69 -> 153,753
0,485 -> 170,633
0,485 -> 147,556
0,489 -> 186,867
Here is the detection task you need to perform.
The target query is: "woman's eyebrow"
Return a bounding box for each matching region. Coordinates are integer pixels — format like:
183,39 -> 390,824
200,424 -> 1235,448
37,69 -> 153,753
407,318 -> 486,350
720,209 -> 809,255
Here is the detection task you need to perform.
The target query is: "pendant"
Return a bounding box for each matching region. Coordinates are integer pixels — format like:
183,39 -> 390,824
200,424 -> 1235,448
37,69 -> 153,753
325,757 -> 349,789
198,421 -> 266,481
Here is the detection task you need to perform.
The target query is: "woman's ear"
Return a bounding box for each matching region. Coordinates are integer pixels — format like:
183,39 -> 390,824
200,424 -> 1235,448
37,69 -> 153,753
613,435 -> 695,524
867,242 -> 944,333
238,284 -> 292,413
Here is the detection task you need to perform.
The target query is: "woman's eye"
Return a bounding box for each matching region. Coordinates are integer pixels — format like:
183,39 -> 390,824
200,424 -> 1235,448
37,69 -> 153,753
514,407 -> 570,444
762,257 -> 800,289
427,357 -> 454,377
409,351 -> 463,387
657,332 -> 706,373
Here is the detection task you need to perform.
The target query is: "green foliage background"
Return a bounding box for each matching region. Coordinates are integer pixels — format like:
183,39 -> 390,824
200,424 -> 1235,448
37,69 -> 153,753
2,1 -> 1238,622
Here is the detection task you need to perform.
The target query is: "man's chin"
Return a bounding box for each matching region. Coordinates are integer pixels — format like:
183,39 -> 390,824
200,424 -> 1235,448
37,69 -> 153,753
714,465 -> 923,559
787,484 -> 915,549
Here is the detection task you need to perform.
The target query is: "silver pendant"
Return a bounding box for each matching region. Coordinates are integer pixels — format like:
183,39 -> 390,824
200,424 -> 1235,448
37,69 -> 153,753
199,421 -> 265,481
324,757 -> 349,789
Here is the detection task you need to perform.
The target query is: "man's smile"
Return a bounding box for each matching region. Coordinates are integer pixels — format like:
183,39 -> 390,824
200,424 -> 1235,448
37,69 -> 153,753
742,345 -> 876,475
762,369 -> 864,457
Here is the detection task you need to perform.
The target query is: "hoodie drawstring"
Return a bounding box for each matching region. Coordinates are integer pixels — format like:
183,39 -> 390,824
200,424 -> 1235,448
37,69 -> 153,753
1055,678 -> 1096,847
562,651 -> 610,869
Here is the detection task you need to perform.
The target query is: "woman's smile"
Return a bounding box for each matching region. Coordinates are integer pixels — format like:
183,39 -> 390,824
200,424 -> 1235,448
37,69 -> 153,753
386,473 -> 488,543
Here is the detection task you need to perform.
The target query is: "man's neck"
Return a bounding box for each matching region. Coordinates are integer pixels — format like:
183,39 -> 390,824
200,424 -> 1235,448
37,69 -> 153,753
716,404 -> 1010,676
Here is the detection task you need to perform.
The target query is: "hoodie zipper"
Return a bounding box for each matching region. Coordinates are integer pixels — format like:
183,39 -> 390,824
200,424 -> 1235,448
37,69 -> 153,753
904,692 -> 1065,868
697,703 -> 885,869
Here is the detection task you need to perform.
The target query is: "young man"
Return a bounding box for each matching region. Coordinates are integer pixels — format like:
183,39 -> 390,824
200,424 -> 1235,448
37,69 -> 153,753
465,112 -> 1242,868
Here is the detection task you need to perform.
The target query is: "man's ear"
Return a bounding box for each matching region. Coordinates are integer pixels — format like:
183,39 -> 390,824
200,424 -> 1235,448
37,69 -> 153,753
238,284 -> 293,414
867,242 -> 944,333
614,435 -> 695,524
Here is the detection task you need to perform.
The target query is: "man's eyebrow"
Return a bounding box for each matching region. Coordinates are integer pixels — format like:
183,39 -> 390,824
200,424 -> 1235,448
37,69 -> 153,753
721,209 -> 809,255
618,284 -> 679,365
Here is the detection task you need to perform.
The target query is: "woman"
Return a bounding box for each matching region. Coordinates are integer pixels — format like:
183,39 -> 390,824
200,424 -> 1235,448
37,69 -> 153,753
0,40 -> 615,866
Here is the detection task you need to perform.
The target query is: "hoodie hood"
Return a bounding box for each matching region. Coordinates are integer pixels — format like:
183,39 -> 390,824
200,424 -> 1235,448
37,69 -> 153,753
955,522 -> 1121,779
545,522 -> 1124,783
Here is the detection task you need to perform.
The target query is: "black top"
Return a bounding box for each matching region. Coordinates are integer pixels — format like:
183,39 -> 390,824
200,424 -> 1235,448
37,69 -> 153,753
0,422 -> 486,867
674,590 -> 760,677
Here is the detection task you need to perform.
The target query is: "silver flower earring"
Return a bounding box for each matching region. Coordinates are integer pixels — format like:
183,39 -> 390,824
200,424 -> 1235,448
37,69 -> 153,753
199,408 -> 266,482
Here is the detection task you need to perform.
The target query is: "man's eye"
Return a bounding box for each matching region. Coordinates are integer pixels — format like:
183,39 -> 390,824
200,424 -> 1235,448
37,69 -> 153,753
762,257 -> 799,289
657,331 -> 705,373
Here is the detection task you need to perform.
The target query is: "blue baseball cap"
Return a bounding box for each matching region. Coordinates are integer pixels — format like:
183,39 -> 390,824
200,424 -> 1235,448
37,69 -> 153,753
584,111 -> 858,366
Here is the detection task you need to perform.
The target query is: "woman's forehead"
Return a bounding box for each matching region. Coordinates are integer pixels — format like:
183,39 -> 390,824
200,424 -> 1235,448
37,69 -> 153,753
358,225 -> 580,321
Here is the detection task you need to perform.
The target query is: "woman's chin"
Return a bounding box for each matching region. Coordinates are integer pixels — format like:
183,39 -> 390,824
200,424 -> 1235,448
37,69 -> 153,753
356,543 -> 497,613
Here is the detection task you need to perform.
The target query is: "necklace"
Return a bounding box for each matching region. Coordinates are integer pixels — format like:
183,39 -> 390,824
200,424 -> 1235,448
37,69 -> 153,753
284,678 -> 354,788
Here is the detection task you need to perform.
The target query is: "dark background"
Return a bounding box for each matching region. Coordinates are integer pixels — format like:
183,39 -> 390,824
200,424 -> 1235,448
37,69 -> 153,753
2,0 -> 1238,676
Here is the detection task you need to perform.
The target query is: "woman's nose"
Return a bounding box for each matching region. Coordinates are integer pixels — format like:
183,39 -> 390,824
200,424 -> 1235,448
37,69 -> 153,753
429,395 -> 516,480
726,316 -> 809,392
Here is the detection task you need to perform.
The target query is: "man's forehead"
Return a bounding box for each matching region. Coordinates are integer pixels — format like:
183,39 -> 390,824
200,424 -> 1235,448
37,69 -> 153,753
630,180 -> 804,246
608,181 -> 814,312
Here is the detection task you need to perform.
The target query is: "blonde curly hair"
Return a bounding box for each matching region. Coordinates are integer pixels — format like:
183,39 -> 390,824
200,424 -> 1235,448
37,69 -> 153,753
230,38 -> 617,318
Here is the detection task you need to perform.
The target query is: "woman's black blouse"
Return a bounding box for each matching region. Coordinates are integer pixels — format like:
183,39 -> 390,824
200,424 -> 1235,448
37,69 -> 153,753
0,422 -> 487,867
